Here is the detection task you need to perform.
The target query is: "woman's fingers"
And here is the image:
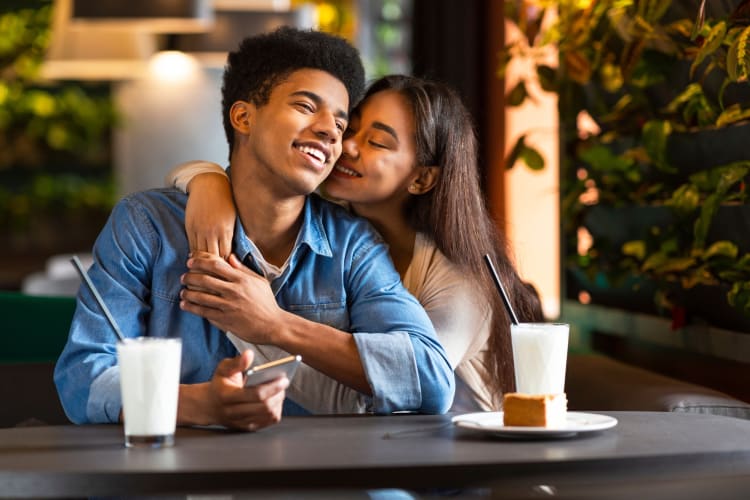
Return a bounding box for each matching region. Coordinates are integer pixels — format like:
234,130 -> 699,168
219,234 -> 233,261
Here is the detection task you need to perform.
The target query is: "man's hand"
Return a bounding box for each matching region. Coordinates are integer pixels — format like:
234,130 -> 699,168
179,253 -> 287,344
178,350 -> 287,431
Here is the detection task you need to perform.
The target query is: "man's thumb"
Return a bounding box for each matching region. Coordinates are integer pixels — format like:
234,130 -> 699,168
216,349 -> 254,378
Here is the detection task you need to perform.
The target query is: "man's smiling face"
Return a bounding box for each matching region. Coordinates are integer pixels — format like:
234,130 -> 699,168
237,68 -> 349,197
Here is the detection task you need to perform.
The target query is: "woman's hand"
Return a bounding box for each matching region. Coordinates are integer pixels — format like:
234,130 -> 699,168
185,172 -> 236,258
179,253 -> 287,345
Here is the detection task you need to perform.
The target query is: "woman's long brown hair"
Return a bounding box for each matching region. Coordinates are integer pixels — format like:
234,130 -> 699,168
365,75 -> 544,398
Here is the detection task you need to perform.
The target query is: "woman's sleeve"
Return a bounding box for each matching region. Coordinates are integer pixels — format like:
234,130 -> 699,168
164,161 -> 227,193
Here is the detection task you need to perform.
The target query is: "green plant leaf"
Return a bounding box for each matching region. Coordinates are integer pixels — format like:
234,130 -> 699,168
599,62 -> 623,92
660,237 -> 680,255
715,104 -> 750,127
737,254 -> 750,271
519,143 -> 545,171
691,21 -> 726,78
579,144 -> 634,172
665,184 -> 700,213
681,265 -> 717,289
728,281 -> 750,310
703,241 -> 739,260
715,163 -> 750,193
622,240 -> 646,260
504,134 -> 526,170
506,80 -> 529,106
664,83 -> 703,113
693,192 -> 720,248
653,257 -> 697,273
504,134 -> 545,171
642,252 -> 668,272
536,65 -> 557,92
642,119 -> 672,171
726,25 -> 750,82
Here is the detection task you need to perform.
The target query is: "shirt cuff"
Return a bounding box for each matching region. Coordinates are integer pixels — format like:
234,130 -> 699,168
353,332 -> 420,413
87,365 -> 122,423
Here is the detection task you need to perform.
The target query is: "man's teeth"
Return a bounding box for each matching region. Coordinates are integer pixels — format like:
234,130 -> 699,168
297,145 -> 325,163
335,165 -> 361,177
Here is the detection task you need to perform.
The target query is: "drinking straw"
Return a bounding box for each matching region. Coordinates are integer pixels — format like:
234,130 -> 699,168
70,255 -> 126,341
483,254 -> 520,325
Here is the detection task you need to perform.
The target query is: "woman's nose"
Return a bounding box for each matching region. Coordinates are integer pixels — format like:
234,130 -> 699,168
341,135 -> 359,158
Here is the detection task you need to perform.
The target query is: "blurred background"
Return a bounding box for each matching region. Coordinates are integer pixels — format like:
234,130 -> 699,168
3,0 -> 749,413
0,0 -> 560,317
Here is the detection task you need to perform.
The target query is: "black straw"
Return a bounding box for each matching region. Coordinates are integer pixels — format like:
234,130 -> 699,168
71,255 -> 126,341
483,254 -> 520,325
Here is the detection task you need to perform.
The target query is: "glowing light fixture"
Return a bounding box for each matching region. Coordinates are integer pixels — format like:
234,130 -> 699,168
70,0 -> 213,33
147,50 -> 200,82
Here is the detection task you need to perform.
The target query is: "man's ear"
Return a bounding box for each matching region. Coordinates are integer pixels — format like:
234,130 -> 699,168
407,166 -> 440,195
229,101 -> 254,135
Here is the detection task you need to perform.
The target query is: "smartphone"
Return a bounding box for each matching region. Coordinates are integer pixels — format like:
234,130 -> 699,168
244,354 -> 301,387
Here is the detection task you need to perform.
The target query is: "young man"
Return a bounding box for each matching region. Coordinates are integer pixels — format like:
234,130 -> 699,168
55,28 -> 454,430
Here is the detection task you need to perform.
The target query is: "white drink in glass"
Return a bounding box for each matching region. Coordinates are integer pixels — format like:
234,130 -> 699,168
117,337 -> 182,448
510,323 -> 569,394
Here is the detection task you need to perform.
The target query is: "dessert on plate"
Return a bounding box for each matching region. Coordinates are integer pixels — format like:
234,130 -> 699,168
502,392 -> 567,428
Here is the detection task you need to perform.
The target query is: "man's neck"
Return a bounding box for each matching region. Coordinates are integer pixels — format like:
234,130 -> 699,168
231,167 -> 306,268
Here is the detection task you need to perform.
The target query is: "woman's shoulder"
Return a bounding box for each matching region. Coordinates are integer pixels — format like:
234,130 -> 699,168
405,233 -> 475,301
409,233 -> 463,283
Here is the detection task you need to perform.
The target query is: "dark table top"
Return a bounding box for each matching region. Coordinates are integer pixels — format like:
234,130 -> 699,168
2,411 -> 750,497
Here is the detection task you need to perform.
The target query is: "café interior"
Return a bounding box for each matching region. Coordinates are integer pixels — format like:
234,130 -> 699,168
1,0 -> 750,498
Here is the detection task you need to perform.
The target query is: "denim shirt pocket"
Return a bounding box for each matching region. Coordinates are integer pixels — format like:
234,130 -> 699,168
285,301 -> 350,331
151,265 -> 187,304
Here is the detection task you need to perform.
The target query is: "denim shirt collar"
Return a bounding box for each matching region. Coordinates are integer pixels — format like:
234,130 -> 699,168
231,194 -> 334,276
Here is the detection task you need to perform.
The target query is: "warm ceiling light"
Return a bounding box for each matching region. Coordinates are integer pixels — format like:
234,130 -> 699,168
41,0 -> 156,81
69,0 -> 213,33
147,50 -> 200,82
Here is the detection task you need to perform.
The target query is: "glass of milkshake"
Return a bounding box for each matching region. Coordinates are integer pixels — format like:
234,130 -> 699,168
510,323 -> 569,394
117,337 -> 182,448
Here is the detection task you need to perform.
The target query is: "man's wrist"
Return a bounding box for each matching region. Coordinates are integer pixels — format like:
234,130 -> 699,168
269,309 -> 300,351
177,383 -> 213,426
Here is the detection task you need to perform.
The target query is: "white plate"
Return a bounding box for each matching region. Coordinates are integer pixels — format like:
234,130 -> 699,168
452,411 -> 618,438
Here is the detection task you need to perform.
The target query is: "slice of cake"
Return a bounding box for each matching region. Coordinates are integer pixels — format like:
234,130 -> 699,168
503,392 -> 568,428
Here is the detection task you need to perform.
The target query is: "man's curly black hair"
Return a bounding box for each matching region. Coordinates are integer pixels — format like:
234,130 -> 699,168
221,27 -> 365,156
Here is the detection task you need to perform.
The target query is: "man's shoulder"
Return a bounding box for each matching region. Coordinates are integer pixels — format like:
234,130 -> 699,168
121,187 -> 187,206
110,188 -> 187,230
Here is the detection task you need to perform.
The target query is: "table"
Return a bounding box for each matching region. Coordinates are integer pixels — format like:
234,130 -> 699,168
2,412 -> 750,498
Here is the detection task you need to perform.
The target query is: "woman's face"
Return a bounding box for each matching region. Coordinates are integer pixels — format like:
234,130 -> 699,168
323,89 -> 420,206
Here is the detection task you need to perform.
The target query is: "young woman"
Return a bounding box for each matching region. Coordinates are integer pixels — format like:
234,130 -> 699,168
167,75 -> 543,412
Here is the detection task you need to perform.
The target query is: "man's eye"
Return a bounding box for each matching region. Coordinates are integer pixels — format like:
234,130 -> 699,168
336,121 -> 346,132
296,102 -> 314,112
369,141 -> 387,149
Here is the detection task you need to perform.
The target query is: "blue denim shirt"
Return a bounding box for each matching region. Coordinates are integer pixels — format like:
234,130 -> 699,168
54,189 -> 454,423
